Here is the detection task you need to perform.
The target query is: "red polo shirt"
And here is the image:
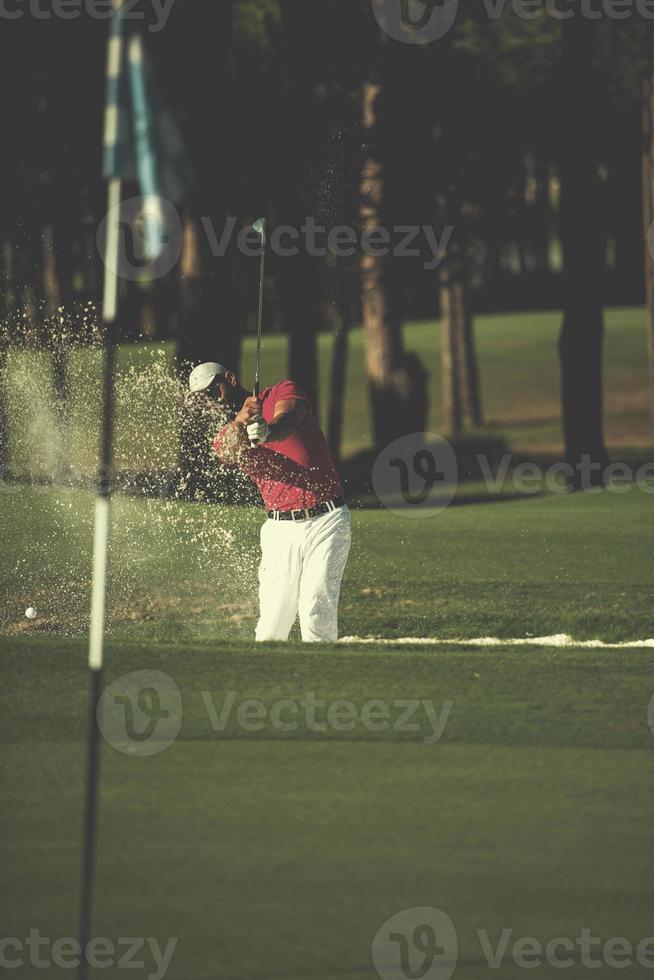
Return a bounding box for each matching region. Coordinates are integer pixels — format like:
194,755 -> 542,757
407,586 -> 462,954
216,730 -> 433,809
213,380 -> 344,512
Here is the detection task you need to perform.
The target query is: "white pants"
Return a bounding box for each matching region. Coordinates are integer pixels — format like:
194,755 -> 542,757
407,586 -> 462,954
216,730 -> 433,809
255,505 -> 352,643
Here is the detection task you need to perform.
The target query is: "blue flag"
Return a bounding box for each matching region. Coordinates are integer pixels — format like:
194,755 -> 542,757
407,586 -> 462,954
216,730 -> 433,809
103,4 -> 194,260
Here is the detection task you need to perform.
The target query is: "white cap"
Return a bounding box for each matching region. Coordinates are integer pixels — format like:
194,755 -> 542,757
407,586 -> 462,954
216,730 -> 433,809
188,362 -> 227,393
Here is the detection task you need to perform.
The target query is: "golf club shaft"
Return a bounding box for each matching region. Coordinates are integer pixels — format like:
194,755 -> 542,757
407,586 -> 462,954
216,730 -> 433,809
254,219 -> 266,400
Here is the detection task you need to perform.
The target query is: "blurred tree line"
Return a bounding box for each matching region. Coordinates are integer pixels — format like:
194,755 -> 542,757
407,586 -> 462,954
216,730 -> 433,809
0,0 -> 652,484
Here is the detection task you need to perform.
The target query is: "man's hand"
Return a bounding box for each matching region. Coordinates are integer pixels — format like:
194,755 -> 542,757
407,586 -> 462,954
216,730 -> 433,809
235,397 -> 262,426
247,418 -> 270,447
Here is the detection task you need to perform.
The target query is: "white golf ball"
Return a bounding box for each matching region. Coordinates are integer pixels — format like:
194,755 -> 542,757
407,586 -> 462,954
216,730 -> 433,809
25,607 -> 37,620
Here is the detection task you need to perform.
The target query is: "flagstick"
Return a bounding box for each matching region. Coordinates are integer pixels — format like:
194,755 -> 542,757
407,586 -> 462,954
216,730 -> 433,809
78,176 -> 121,980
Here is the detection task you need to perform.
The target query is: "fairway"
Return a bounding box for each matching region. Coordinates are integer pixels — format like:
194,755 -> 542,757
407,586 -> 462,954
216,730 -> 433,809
4,308 -> 652,488
2,639 -> 654,979
2,481 -> 653,644
2,485 -> 654,978
2,303 -> 653,978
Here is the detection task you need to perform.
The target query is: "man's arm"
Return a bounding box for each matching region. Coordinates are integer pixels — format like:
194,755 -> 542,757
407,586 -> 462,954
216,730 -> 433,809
266,399 -> 308,442
216,396 -> 307,463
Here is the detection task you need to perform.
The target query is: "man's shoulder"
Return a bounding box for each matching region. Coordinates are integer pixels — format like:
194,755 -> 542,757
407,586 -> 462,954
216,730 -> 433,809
264,379 -> 310,404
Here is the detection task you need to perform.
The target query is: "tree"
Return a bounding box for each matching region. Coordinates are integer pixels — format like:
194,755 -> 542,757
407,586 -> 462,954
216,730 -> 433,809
439,269 -> 463,436
172,0 -> 241,374
360,40 -> 428,450
558,11 -> 609,486
440,275 -> 483,435
170,1 -> 241,497
643,62 -> 654,418
327,271 -> 355,462
272,0 -> 322,410
437,193 -> 483,435
609,104 -> 643,305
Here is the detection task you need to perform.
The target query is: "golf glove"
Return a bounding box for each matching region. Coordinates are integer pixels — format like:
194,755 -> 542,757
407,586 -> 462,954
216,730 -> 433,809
247,418 -> 270,447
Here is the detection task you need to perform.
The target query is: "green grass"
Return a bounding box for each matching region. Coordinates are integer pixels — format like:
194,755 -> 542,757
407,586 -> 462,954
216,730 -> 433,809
1,637 -> 653,979
1,486 -> 654,977
195,305 -> 652,457
2,305 -> 653,978
4,308 -> 653,481
2,483 -> 653,643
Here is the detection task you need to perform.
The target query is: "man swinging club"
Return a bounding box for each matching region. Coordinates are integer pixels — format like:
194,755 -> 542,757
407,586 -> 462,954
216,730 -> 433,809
188,361 -> 351,643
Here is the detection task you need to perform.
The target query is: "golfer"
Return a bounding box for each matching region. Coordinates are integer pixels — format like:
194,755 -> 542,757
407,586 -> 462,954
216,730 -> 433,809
189,362 -> 351,643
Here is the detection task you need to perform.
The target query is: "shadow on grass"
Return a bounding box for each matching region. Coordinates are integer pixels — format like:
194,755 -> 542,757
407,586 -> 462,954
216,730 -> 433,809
5,435 -> 650,509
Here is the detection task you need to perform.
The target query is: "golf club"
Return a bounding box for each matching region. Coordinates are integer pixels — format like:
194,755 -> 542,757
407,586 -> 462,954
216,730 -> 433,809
251,218 -> 266,445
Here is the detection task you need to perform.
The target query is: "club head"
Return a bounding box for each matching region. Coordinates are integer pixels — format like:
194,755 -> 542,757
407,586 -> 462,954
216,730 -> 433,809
253,218 -> 266,239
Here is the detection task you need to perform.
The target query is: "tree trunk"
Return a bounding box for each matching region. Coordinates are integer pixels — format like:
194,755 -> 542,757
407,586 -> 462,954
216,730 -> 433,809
440,275 -> 482,434
327,294 -> 351,462
0,236 -> 15,472
43,224 -> 69,465
173,2 -> 240,496
0,345 -> 7,480
558,12 -> 608,486
440,275 -> 463,436
178,213 -> 217,500
2,238 -> 16,323
360,81 -> 400,447
436,183 -> 482,433
458,285 -> 483,428
179,213 -> 207,361
610,109 -> 643,305
643,67 -> 654,419
82,203 -> 101,305
176,1 -> 240,376
276,0 -> 320,409
0,342 -> 7,474
532,153 -> 551,278
276,248 -> 319,408
360,80 -> 427,449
